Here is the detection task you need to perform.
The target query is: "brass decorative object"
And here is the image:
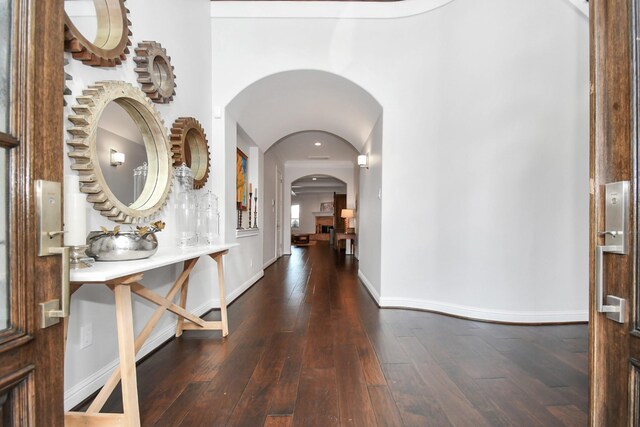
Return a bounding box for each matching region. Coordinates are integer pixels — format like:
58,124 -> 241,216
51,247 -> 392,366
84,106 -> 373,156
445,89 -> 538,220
134,41 -> 177,103
253,192 -> 258,228
64,0 -> 132,67
170,117 -> 211,189
67,81 -> 173,224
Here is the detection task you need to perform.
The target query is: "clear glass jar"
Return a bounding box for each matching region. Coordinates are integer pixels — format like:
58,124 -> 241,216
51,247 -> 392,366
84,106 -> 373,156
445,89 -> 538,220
198,190 -> 220,245
132,162 -> 148,205
174,164 -> 197,247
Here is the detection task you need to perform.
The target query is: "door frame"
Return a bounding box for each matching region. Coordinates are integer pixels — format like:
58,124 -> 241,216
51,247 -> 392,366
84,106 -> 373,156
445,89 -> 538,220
0,0 -> 65,423
589,0 -> 637,424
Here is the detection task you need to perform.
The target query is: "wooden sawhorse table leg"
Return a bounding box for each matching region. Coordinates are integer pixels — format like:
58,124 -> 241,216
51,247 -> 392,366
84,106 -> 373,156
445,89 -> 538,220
66,274 -> 143,427
65,250 -> 230,426
175,250 -> 229,338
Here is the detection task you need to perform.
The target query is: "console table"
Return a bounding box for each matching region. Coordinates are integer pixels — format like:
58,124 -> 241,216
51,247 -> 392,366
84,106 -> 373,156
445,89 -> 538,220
292,233 -> 311,245
64,243 -> 237,427
335,232 -> 356,254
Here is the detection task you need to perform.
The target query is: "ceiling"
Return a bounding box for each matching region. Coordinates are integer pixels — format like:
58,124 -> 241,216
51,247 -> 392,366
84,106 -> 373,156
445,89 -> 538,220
268,130 -> 359,164
227,70 -> 382,153
292,174 -> 346,196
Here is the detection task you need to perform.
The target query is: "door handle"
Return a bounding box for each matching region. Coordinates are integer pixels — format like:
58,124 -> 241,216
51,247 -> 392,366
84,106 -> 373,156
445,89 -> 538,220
39,246 -> 71,328
35,180 -> 72,328
595,181 -> 630,324
595,244 -> 626,323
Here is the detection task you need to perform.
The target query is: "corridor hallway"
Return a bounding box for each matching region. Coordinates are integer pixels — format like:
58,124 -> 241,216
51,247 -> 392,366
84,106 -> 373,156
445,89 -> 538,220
89,242 -> 588,426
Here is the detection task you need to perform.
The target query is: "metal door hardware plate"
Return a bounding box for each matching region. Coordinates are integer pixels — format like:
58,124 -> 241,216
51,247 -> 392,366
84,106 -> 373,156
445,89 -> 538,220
605,295 -> 626,323
40,300 -> 61,328
35,180 -> 62,256
595,181 -> 630,324
604,181 -> 629,254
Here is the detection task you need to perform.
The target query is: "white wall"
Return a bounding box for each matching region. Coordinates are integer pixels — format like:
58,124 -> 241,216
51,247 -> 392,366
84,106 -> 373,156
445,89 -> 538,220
358,114 -> 383,299
211,0 -> 589,322
292,192 -> 335,235
63,0 -> 219,409
262,151 -> 280,267
219,112 -> 265,312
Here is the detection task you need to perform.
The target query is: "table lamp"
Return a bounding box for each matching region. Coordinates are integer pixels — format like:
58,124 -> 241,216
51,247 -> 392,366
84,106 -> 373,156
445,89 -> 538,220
341,209 -> 354,232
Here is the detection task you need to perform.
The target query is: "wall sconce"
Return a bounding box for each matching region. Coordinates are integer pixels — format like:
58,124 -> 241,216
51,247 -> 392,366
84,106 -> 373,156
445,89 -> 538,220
341,208 -> 354,231
110,149 -> 125,166
357,154 -> 368,169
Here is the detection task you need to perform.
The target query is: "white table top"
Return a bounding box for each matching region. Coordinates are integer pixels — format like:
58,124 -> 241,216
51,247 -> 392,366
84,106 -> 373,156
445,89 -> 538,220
70,243 -> 238,283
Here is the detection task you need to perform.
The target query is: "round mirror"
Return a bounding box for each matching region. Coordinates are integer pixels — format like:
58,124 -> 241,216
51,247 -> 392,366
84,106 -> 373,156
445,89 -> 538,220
64,0 -> 131,67
65,1 -> 98,43
97,102 -> 148,206
67,81 -> 173,223
170,117 -> 210,189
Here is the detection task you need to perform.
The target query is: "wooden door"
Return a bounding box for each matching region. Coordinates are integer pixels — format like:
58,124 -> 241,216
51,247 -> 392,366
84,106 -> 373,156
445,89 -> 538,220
276,167 -> 283,257
333,193 -> 346,233
0,0 -> 65,424
590,0 -> 640,424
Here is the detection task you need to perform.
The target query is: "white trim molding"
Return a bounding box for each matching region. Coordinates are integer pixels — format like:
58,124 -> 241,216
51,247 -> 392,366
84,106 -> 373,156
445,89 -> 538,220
358,270 -> 380,303
220,270 -> 265,306
378,297 -> 588,324
358,271 -> 587,324
263,256 -> 278,270
236,228 -> 259,238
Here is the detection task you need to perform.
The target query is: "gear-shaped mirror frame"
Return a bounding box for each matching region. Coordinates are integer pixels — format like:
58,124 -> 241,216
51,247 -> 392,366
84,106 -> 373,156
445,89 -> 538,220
170,117 -> 211,189
134,41 -> 177,104
64,0 -> 132,67
67,81 -> 173,224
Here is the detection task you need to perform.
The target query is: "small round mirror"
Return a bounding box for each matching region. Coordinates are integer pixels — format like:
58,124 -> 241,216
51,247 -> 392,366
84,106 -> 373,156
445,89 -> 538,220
170,117 -> 210,189
134,41 -> 177,104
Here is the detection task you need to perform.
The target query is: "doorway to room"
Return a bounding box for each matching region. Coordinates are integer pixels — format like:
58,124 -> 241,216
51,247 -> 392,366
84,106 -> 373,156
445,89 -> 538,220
289,175 -> 348,252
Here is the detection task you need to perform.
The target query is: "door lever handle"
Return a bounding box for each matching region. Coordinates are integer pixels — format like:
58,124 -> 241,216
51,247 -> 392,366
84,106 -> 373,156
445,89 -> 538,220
599,230 -> 622,238
47,230 -> 66,239
595,245 -> 625,321
40,246 -> 71,328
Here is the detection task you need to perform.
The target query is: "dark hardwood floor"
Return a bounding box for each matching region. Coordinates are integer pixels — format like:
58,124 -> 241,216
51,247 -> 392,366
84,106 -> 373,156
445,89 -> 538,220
93,241 -> 588,426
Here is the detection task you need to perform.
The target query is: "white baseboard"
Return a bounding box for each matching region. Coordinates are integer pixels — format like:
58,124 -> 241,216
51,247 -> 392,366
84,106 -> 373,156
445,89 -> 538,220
357,270 -> 587,323
63,299 -> 214,410
263,256 -> 278,270
63,270 -> 266,411
378,297 -> 588,324
220,270 -> 264,306
357,270 -> 380,303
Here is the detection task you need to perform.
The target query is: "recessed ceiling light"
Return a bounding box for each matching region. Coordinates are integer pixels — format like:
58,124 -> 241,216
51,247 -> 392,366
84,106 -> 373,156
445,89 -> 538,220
314,142 -> 322,146
312,177 -> 317,181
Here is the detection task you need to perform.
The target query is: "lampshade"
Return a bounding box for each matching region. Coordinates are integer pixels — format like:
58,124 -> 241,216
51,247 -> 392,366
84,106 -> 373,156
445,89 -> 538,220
110,149 -> 125,166
357,154 -> 368,168
341,209 -> 354,218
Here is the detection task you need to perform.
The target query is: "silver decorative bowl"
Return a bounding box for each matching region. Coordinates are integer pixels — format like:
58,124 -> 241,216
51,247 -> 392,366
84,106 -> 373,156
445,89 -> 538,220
86,231 -> 158,261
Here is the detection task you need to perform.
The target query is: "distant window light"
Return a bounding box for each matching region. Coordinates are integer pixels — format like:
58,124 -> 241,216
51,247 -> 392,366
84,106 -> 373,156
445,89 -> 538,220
291,204 -> 300,228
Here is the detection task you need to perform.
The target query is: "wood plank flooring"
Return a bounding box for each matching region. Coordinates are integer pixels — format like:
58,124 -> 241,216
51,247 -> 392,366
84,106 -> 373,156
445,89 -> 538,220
91,241 -> 588,426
